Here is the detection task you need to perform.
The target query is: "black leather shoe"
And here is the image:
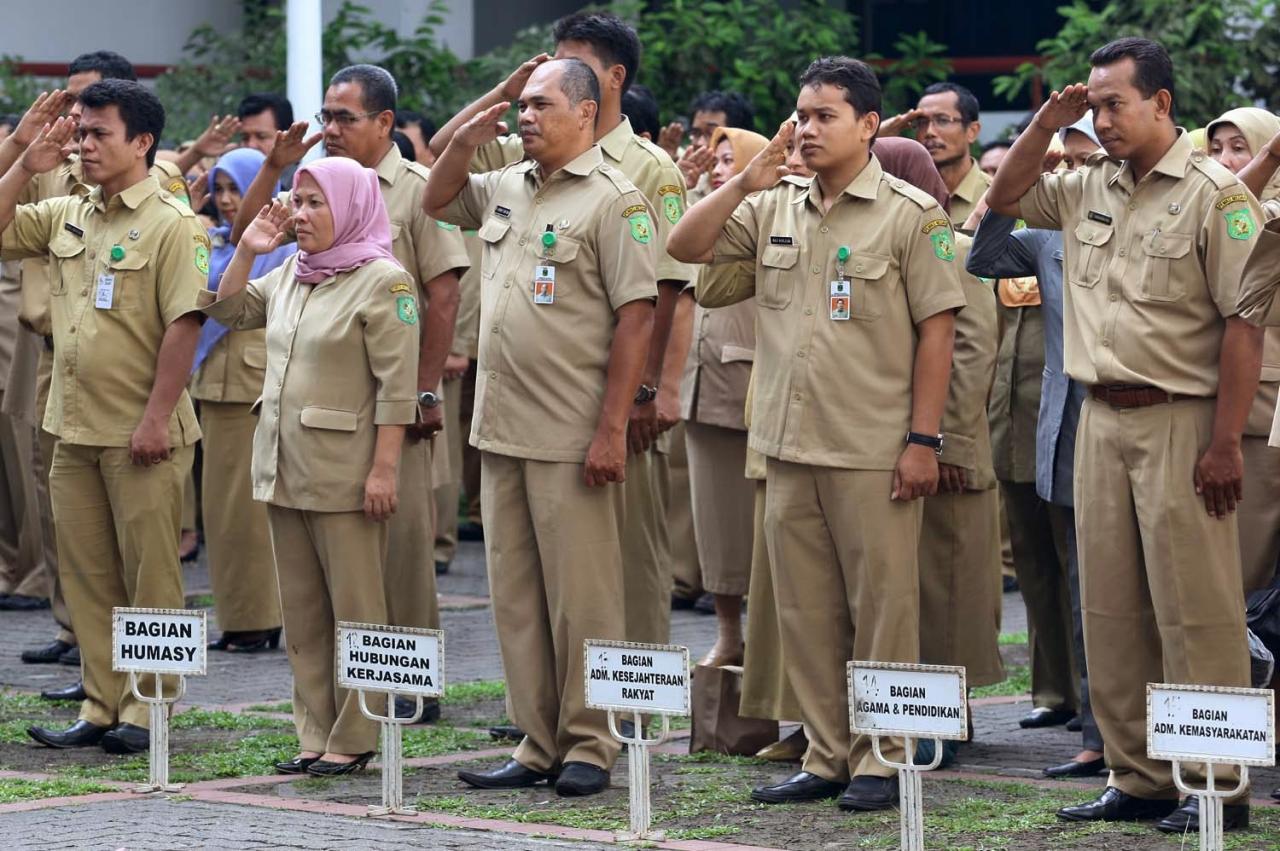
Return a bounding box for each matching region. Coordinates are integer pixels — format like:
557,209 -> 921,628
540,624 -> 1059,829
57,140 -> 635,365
693,592 -> 715,615
101,723 -> 150,754
306,751 -> 374,776
40,680 -> 86,702
487,724 -> 524,741
457,522 -> 484,542
275,755 -> 319,775
59,645 -> 81,666
1066,714 -> 1083,732
1019,707 -> 1075,729
1156,796 -> 1249,834
838,774 -> 900,812
458,758 -> 556,789
1056,787 -> 1178,822
1044,757 -> 1106,778
434,560 -> 449,575
555,761 -> 610,797
21,639 -> 73,665
394,696 -> 441,724
27,720 -> 110,749
1271,786 -> 1280,801
751,771 -> 844,804
0,594 -> 50,611
671,594 -> 698,611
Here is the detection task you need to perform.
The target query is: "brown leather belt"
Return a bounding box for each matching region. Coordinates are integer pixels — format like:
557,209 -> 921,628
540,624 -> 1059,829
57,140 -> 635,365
1089,384 -> 1198,408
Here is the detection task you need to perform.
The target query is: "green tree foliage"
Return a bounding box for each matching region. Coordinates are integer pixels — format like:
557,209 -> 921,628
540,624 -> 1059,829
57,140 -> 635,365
0,57 -> 44,118
993,0 -> 1277,128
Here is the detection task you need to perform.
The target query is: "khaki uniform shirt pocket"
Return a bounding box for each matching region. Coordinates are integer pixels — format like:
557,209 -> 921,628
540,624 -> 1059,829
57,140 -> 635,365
104,251 -> 149,311
529,235 -> 581,297
757,244 -> 799,309
1071,221 -> 1113,289
47,234 -> 82,296
847,252 -> 892,321
477,217 -> 510,279
1137,230 -> 1193,302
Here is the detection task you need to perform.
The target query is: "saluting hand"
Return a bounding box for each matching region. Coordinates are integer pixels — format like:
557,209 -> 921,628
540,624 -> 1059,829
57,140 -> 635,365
194,114 -> 242,158
584,426 -> 627,488
19,117 -> 77,175
892,444 -> 940,501
13,90 -> 74,148
879,108 -> 924,138
1035,84 -> 1090,132
186,171 -> 210,214
456,101 -> 510,149
240,200 -> 292,255
677,144 -> 714,190
499,54 -> 551,100
1194,441 -> 1244,519
267,121 -> 322,170
735,120 -> 793,194
657,122 -> 685,161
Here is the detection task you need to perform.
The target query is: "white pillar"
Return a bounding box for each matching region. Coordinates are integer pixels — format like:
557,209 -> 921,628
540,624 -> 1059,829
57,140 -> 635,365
286,0 -> 324,161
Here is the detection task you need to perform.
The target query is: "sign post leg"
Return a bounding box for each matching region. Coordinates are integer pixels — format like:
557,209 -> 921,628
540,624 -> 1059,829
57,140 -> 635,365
359,689 -> 420,817
128,671 -> 185,794
608,709 -> 670,842
871,734 -> 942,851
1172,759 -> 1247,851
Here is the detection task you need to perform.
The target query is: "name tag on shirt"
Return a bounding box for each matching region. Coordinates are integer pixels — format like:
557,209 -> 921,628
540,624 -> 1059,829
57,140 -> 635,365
830,280 -> 851,321
95,274 -> 116,309
533,265 -> 555,305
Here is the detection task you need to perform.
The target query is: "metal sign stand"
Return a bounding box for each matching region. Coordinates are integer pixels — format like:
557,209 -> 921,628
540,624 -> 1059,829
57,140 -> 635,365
870,734 -> 944,851
128,671 -> 186,793
1171,759 -> 1247,851
358,690 -> 422,816
608,710 -> 671,842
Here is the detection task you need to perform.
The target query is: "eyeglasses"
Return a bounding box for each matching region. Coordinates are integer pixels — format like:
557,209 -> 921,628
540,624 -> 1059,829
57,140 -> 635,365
911,114 -> 967,133
314,110 -> 380,127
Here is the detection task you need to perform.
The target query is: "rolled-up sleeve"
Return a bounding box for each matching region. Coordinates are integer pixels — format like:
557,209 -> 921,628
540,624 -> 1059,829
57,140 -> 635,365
0,200 -> 59,261
362,269 -> 420,424
1018,169 -> 1082,231
436,170 -> 503,232
200,260 -> 284,330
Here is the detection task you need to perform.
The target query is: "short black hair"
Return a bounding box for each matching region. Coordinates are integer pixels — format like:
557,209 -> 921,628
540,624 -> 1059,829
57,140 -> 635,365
921,82 -> 980,124
622,84 -> 661,140
689,91 -> 755,130
392,130 -> 416,162
395,109 -> 437,139
557,58 -> 602,125
329,64 -> 398,115
1090,37 -> 1176,119
980,140 -> 1011,157
78,79 -> 164,167
68,50 -> 136,82
799,57 -> 881,119
552,11 -> 641,96
237,93 -> 293,130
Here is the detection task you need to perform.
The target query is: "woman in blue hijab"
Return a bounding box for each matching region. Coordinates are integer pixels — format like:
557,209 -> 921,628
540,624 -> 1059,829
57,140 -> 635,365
191,148 -> 295,653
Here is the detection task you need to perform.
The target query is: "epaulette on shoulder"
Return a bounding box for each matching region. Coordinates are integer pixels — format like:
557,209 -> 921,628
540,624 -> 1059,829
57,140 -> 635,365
884,175 -> 935,210
158,192 -> 196,218
1189,149 -> 1237,191
1085,150 -> 1112,167
598,162 -> 637,196
402,159 -> 431,182
630,134 -> 676,168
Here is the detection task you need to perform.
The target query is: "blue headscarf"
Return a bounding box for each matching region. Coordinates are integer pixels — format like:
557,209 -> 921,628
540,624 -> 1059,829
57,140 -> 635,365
192,147 -> 296,372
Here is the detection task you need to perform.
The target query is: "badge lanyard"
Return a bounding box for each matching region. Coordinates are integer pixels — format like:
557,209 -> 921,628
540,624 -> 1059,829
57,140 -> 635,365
533,228 -> 556,305
95,243 -> 127,310
829,245 -> 851,321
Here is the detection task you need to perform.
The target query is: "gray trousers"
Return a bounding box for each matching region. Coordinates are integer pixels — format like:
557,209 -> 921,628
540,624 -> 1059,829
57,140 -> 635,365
1050,503 -> 1103,753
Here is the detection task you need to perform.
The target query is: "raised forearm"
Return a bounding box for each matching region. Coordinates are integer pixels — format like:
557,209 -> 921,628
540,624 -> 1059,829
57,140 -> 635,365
423,141 -> 476,219
1238,150 -> 1280,201
230,164 -> 284,244
1210,316 -> 1263,447
213,244 -> 257,302
0,160 -> 34,234
986,123 -> 1055,215
143,316 -> 201,425
600,301 -> 655,435
666,176 -> 751,263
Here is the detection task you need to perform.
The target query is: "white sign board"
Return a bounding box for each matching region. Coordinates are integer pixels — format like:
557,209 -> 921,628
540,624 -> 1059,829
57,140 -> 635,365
112,608 -> 206,675
337,622 -> 443,697
1147,683 -> 1275,767
849,661 -> 968,741
585,640 -> 690,716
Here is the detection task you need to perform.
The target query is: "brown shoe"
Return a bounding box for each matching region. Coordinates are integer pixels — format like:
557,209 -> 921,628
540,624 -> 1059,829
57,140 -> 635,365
755,727 -> 808,762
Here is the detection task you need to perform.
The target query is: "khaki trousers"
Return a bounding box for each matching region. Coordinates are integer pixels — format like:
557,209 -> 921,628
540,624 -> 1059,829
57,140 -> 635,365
459,363 -> 481,527
686,422 -> 753,596
200,402 -> 280,632
766,459 -> 920,781
384,437 -> 439,631
481,451 -> 625,773
1239,435 -> 1280,594
1076,398 -> 1249,799
620,447 -> 671,645
433,376 -> 464,565
51,443 -> 190,728
919,487 -> 1005,687
740,481 -> 802,721
0,401 -> 46,599
40,427 -> 72,644
667,422 -> 702,601
1002,479 -> 1077,712
267,505 -> 387,755
181,464 -> 198,531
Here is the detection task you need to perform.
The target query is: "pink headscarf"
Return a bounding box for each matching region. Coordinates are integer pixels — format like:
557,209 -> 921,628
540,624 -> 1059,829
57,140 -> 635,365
291,157 -> 399,284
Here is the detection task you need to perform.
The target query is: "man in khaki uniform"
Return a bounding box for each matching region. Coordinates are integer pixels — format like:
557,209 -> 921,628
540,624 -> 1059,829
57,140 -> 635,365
989,38 -> 1260,833
915,83 -> 991,227
233,66 -> 468,720
670,58 -> 964,811
431,13 -> 696,651
426,58 -> 657,797
0,81 -> 207,753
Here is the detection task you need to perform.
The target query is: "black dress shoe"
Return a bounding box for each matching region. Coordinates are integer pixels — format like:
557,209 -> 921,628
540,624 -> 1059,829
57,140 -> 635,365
306,751 -> 374,776
751,771 -> 844,804
1056,787 -> 1178,822
394,696 -> 441,724
555,761 -> 610,797
21,639 -> 73,665
1156,796 -> 1249,834
458,758 -> 556,789
457,522 -> 484,541
1066,714 -> 1083,732
27,719 -> 110,749
275,755 -> 320,775
1003,575 -> 1020,593
1271,786 -> 1280,801
59,645 -> 81,666
838,774 -> 900,812
0,594 -> 50,611
671,594 -> 698,611
434,560 -> 449,575
102,723 -> 150,754
1019,707 -> 1075,729
1043,757 -> 1106,778
488,724 -> 525,741
693,592 -> 715,615
40,680 -> 86,702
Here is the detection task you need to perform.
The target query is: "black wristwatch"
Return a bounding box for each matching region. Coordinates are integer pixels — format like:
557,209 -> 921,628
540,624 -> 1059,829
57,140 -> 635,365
905,431 -> 944,456
634,384 -> 658,405
418,390 -> 441,409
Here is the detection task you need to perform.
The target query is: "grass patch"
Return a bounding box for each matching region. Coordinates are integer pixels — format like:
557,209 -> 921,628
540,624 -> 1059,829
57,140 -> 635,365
655,750 -> 767,767
972,665 -> 1031,699
423,794 -> 627,832
245,701 -> 292,713
0,778 -> 115,803
186,594 -> 216,609
171,710 -> 291,731
64,732 -> 298,784
443,680 -> 505,704
402,726 -> 489,758
997,631 -> 1028,646
664,825 -> 740,840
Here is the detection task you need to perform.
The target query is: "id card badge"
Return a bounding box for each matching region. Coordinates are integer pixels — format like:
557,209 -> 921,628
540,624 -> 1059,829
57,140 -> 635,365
533,264 -> 556,305
829,279 -> 851,321
95,274 -> 116,309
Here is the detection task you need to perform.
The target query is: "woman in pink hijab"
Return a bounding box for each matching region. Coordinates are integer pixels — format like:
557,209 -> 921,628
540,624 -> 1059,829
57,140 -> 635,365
206,157 -> 420,777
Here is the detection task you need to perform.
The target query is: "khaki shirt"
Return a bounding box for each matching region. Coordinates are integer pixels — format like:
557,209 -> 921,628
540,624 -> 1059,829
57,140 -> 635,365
950,158 -> 992,229
679,270 -> 755,431
697,157 -> 967,470
471,117 -> 694,285
452,230 -> 482,359
1237,207 -> 1280,443
1244,202 -> 1280,437
1021,131 -> 1262,397
189,329 -> 266,404
0,261 -> 21,387
944,235 -> 997,489
437,145 -> 658,462
201,256 -> 419,510
0,175 -> 204,447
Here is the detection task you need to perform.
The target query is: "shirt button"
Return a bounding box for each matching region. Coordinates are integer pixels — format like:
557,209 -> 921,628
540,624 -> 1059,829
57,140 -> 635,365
80,289 -> 88,296
1109,293 -> 1118,302
535,199 -> 543,205
796,350 -> 806,358
491,326 -> 499,333
855,264 -> 864,273
811,266 -> 821,274
68,326 -> 75,334
1101,339 -> 1111,347
1128,204 -> 1136,211
804,307 -> 813,315
519,238 -> 527,246
489,371 -> 497,379
820,226 -> 829,234
503,281 -> 511,288
792,393 -> 802,401
1119,249 -> 1126,257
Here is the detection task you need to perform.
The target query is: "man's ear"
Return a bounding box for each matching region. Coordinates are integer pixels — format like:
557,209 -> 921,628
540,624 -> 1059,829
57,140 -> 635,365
966,120 -> 982,145
581,99 -> 599,129
1153,89 -> 1173,121
609,64 -> 626,95
134,131 -> 154,162
376,109 -> 396,139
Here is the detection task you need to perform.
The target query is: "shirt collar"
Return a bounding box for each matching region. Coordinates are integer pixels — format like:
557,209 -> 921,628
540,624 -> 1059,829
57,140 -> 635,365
374,144 -> 401,186
801,154 -> 882,208
951,158 -> 986,202
1109,128 -> 1192,190
89,175 -> 159,212
597,116 -> 635,162
523,145 -> 603,185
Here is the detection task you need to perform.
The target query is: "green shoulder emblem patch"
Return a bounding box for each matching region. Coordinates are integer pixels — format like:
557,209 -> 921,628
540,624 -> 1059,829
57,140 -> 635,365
629,212 -> 653,245
396,295 -> 418,325
194,244 -> 210,275
930,229 -> 955,261
1224,208 -> 1256,240
663,194 -> 683,225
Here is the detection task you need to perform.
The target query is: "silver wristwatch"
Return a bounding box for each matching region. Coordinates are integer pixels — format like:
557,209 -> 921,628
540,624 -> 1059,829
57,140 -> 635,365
418,390 -> 441,409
